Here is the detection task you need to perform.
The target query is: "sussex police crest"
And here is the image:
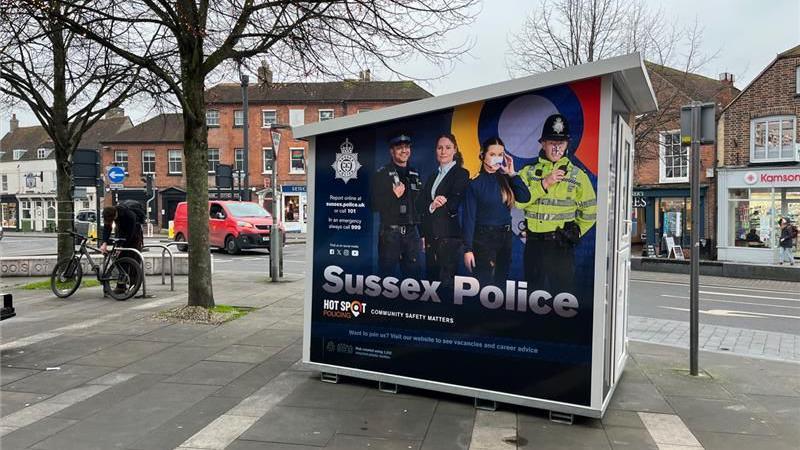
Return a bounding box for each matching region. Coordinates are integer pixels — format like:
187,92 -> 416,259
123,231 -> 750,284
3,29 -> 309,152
552,117 -> 565,134
332,138 -> 361,184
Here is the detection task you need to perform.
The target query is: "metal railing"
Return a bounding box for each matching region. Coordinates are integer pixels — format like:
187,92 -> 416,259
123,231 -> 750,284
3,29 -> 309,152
143,243 -> 175,291
114,247 -> 149,298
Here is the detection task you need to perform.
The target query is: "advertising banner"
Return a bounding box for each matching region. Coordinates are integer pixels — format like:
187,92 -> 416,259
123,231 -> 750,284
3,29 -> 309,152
309,78 -> 601,406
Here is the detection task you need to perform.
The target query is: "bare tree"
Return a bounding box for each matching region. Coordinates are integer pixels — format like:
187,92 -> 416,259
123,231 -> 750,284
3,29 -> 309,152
40,0 -> 478,308
0,0 -> 144,261
506,0 -> 721,166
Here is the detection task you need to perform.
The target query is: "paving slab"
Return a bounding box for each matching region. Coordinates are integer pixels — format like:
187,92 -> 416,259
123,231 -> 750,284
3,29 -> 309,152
664,395 -> 776,436
2,364 -> 114,395
602,425 -> 658,449
210,357 -> 297,399
0,367 -> 39,386
205,344 -> 284,364
70,339 -> 173,368
0,417 -> 78,450
121,344 -> 223,375
30,382 -> 218,450
278,378 -> 369,411
235,329 -> 301,347
517,419 -> 612,449
0,391 -> 52,417
328,433 -> 422,450
136,323 -> 213,343
420,412 -> 474,450
164,360 -> 255,386
238,405 -> 341,446
51,374 -> 167,420
693,430 -> 799,450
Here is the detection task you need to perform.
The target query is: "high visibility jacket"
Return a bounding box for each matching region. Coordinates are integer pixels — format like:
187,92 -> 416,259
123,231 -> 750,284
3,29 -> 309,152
516,156 -> 597,236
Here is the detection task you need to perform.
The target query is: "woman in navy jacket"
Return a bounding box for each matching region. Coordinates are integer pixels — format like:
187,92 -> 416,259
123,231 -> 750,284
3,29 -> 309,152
462,137 -> 530,286
419,133 -> 470,290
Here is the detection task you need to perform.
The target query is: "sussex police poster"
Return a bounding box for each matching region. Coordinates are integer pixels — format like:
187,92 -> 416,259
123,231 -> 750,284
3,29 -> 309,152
310,78 -> 601,406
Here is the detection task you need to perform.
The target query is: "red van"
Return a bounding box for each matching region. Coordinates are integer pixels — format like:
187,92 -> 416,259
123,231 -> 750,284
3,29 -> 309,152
172,201 -> 284,254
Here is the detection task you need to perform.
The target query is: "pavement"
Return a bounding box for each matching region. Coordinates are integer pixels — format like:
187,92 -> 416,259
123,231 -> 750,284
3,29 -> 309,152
1,231 -> 308,245
0,272 -> 798,450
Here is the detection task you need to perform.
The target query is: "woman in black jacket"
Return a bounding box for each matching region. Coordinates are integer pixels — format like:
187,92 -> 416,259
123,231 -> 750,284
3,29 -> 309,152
778,218 -> 796,266
419,133 -> 470,289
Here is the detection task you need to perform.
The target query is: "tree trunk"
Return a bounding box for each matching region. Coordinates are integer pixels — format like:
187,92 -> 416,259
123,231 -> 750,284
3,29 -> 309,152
183,71 -> 215,308
50,3 -> 73,262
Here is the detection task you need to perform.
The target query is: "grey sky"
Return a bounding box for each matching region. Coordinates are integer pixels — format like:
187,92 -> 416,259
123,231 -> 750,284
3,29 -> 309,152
2,0 -> 798,136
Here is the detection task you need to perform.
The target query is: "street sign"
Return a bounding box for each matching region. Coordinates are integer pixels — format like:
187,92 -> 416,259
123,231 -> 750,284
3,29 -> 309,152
107,166 -> 126,184
271,131 -> 281,155
110,183 -> 124,190
680,103 -> 716,145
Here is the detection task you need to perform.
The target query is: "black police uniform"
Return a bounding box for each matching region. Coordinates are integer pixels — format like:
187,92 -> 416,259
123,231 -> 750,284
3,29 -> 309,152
371,162 -> 422,278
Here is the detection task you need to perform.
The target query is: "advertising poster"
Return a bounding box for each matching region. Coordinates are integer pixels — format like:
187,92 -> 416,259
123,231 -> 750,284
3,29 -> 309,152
310,78 -> 601,405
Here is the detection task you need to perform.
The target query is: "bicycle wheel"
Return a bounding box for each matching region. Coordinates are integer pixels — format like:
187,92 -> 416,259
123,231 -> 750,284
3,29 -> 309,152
104,256 -> 143,301
51,257 -> 83,298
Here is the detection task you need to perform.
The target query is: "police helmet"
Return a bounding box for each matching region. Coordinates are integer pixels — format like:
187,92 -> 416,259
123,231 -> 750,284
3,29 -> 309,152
388,132 -> 412,147
539,114 -> 570,142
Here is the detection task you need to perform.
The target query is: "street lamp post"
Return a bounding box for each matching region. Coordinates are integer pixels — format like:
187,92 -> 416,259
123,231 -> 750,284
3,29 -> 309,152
241,74 -> 250,201
267,124 -> 288,281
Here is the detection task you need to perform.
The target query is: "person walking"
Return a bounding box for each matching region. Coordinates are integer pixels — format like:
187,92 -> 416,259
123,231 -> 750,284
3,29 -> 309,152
462,137 -> 530,286
778,217 -> 796,266
371,132 -> 423,277
517,114 -> 597,293
419,133 -> 469,289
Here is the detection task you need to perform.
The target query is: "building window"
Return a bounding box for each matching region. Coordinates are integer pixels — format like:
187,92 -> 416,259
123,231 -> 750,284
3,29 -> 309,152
206,110 -> 220,127
234,110 -> 244,127
357,108 -> 372,114
13,149 -> 26,160
114,150 -> 129,172
751,116 -> 796,162
659,131 -> 688,183
1,174 -> 7,192
208,148 -> 220,173
142,150 -> 156,174
728,187 -> 800,256
262,148 -> 274,173
168,149 -> 183,174
235,148 -> 245,173
289,109 -> 304,127
37,148 -> 49,159
289,148 -> 305,174
262,110 -> 276,128
796,66 -> 800,94
319,109 -> 335,121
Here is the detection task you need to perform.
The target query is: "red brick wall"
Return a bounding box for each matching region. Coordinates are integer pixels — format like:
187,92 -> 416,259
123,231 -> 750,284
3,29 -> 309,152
722,55 -> 800,167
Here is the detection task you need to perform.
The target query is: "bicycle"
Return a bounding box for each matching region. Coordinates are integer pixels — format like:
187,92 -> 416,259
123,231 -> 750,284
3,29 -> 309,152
50,231 -> 143,301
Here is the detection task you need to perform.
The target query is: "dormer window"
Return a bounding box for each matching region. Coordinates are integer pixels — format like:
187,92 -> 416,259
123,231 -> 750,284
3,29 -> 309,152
13,149 -> 26,160
37,148 -> 49,159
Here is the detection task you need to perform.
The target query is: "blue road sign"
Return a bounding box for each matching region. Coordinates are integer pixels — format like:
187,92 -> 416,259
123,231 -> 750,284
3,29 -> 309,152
107,166 -> 126,184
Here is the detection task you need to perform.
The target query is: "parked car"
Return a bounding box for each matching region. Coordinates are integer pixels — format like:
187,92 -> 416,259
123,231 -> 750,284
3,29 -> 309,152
74,209 -> 100,237
172,201 -> 285,254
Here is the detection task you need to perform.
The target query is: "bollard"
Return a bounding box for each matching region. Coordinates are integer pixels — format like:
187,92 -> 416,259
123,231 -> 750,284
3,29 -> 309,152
1,293 -> 16,320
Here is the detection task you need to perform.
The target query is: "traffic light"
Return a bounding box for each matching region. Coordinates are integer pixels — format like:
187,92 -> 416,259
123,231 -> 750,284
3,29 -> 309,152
141,174 -> 154,198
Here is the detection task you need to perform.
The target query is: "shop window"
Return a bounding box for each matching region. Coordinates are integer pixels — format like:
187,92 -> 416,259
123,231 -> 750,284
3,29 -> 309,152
262,148 -> 274,173
114,151 -> 129,172
659,131 -> 688,183
262,110 -> 276,128
1,174 -> 7,192
208,148 -> 220,173
142,150 -> 156,174
729,188 -> 775,248
168,149 -> 183,174
751,116 -> 796,162
290,148 -> 305,174
206,110 -> 220,127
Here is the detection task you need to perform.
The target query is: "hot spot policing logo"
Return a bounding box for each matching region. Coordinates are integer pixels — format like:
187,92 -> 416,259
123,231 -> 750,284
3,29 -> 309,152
322,299 -> 367,319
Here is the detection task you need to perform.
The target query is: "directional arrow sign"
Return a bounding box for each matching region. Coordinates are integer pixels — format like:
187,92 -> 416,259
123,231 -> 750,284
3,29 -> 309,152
107,166 -> 126,184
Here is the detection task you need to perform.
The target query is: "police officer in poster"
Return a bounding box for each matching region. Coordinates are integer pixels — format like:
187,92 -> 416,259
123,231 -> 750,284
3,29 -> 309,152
517,114 -> 597,293
371,132 -> 423,277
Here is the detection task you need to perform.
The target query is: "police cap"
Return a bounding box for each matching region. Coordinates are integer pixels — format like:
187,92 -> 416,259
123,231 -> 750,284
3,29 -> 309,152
539,114 -> 570,142
388,132 -> 412,147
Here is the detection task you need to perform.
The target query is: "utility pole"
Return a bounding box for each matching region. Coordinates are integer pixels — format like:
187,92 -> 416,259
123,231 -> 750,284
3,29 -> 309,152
681,102 -> 715,376
241,74 -> 250,201
269,127 -> 284,281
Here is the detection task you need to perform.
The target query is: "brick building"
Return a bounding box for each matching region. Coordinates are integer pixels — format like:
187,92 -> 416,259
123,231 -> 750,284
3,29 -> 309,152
0,111 -> 132,231
632,63 -> 738,258
101,73 -> 431,230
716,44 -> 800,264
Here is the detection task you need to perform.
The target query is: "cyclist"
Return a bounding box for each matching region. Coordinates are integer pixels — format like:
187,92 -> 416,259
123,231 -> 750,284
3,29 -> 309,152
100,204 -> 144,294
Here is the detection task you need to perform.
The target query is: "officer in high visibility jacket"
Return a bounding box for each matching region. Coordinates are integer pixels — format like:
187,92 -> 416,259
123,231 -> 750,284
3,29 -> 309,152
516,114 -> 597,293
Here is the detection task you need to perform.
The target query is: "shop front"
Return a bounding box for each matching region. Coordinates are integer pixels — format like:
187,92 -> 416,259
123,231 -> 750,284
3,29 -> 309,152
1,194 -> 18,230
717,167 -> 800,264
632,187 -> 707,257
281,184 -> 307,233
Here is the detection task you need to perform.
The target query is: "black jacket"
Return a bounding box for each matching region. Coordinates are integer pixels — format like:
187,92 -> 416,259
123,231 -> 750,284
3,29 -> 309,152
102,206 -> 143,250
371,163 -> 423,226
418,165 -> 470,239
780,226 -> 795,249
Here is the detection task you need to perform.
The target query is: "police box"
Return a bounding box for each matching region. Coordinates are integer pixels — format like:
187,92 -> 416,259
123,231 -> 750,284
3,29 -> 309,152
294,53 -> 657,418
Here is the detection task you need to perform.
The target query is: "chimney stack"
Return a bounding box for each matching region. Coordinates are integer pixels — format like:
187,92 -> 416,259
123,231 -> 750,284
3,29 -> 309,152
104,107 -> 124,119
257,60 -> 273,85
10,113 -> 19,132
719,72 -> 734,85
358,69 -> 371,82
